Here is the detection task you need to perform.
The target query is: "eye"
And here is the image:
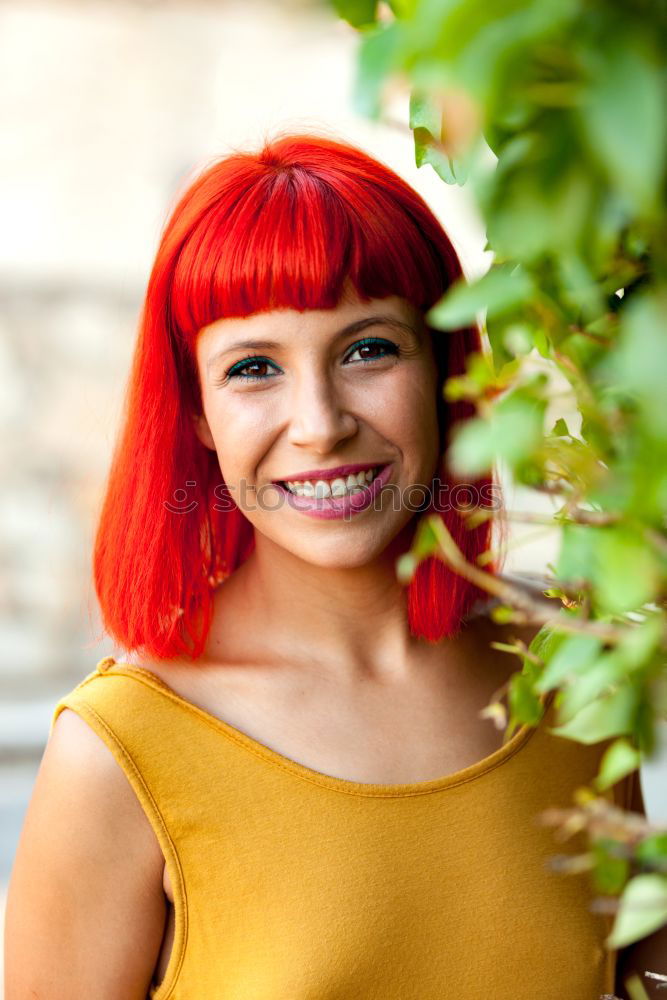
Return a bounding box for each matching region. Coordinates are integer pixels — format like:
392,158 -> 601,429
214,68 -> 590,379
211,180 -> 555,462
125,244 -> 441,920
344,337 -> 400,364
223,355 -> 281,383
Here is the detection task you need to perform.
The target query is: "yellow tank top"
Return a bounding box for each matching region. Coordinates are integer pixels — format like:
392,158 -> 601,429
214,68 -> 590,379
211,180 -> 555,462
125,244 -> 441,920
50,655 -> 632,1000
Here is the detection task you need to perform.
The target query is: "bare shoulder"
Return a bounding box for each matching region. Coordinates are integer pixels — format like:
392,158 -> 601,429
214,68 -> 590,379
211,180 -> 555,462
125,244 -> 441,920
4,707 -> 167,999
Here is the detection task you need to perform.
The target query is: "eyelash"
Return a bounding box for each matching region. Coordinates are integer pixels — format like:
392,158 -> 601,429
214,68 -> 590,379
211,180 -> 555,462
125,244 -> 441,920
221,337 -> 401,384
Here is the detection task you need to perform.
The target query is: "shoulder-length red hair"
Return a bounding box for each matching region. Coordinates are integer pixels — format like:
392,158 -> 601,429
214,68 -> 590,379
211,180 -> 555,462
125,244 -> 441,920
94,131 -> 503,662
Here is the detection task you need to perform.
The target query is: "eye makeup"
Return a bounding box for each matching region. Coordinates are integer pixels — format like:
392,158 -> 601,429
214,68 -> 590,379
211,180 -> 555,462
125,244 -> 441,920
216,336 -> 401,386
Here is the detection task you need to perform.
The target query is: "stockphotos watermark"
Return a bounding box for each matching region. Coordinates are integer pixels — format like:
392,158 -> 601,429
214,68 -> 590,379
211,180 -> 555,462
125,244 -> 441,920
163,478 -> 502,522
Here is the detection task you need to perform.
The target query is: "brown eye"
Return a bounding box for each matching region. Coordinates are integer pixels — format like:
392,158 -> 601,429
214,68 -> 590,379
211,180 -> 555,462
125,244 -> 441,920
345,338 -> 399,364
242,361 -> 270,377
224,355 -> 281,382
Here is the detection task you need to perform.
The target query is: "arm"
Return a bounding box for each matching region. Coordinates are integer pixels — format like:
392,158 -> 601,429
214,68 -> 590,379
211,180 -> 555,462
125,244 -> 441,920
614,774 -> 667,1000
4,708 -> 168,999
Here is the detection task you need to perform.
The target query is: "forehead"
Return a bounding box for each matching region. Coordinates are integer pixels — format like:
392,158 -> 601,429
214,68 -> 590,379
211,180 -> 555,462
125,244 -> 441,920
195,292 -> 423,367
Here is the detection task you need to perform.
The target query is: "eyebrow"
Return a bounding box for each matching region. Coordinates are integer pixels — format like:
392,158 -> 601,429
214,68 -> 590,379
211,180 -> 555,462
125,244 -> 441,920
205,315 -> 418,373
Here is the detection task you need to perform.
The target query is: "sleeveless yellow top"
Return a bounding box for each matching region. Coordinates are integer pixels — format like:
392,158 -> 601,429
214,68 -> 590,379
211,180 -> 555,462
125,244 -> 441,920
50,655 -> 632,1000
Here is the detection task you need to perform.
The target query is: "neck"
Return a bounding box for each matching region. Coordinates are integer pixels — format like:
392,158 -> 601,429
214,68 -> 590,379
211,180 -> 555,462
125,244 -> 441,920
207,520 -> 443,684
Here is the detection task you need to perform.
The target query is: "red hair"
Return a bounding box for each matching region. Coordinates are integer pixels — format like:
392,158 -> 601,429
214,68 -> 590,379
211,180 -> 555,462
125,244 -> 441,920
94,131 -> 504,662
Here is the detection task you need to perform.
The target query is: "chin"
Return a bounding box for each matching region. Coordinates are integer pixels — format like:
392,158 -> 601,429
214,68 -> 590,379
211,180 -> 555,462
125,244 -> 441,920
291,528 -> 406,571
257,530 -> 386,570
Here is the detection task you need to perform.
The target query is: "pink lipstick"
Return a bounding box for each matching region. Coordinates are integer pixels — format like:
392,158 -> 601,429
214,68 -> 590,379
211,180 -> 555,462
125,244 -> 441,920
272,463 -> 394,520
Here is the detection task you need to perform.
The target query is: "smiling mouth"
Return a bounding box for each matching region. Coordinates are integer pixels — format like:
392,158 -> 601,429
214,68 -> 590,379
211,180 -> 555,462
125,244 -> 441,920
276,465 -> 385,499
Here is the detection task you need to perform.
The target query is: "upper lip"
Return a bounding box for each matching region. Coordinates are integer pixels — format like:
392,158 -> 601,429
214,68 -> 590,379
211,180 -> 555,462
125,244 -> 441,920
272,462 -> 390,483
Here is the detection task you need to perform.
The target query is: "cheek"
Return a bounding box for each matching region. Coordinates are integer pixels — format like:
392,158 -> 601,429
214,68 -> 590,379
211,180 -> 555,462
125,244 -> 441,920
378,368 -> 439,446
203,399 -> 275,477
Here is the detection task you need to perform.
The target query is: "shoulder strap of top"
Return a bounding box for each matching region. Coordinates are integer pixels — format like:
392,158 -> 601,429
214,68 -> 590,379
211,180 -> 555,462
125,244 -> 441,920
50,656 -> 240,798
49,655 -> 286,817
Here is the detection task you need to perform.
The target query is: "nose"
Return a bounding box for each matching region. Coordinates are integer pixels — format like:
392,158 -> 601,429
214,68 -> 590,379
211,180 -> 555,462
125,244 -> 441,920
286,370 -> 358,454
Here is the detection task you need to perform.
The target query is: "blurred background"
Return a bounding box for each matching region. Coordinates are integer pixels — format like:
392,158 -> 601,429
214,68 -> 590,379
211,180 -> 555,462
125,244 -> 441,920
1,0 -> 665,987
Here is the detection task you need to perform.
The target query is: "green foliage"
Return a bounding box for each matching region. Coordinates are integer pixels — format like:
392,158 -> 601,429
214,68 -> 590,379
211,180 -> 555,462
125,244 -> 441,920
534,633 -> 603,694
331,0 -> 378,28
594,738 -> 643,793
427,263 -> 535,328
593,837 -> 630,895
449,379 -> 548,476
395,515 -> 439,583
549,680 -> 640,744
636,834 -> 667,872
557,524 -> 662,615
333,0 -> 667,950
507,670 -> 544,735
410,90 -> 464,184
606,875 -> 667,949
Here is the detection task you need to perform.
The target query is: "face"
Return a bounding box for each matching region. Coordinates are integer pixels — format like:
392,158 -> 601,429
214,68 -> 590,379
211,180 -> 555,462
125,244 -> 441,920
192,285 -> 441,570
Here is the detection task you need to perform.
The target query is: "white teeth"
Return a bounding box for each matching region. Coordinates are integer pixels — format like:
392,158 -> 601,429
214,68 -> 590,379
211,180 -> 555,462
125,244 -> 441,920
330,477 -> 347,497
284,466 -> 380,497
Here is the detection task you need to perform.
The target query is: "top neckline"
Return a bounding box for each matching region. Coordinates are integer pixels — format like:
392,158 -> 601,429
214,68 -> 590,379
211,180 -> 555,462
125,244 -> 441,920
96,656 -> 551,798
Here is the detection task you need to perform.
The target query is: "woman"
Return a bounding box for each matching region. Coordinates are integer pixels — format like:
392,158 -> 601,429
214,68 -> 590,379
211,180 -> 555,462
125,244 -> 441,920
4,132 -> 649,999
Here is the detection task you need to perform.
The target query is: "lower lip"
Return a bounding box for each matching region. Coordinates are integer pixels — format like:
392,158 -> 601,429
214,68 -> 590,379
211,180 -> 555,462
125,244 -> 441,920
272,464 -> 394,520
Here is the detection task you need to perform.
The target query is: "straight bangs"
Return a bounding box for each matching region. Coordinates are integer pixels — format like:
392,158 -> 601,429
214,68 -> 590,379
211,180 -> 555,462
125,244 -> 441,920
167,145 -> 447,350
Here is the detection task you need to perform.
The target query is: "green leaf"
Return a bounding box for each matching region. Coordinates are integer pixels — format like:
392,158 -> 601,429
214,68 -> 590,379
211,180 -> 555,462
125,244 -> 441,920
448,392 -> 545,476
532,328 -> 551,358
409,89 -> 476,185
635,834 -> 667,871
427,264 -> 535,330
413,516 -> 439,559
331,0 -> 378,27
549,682 -> 639,745
507,671 -> 544,734
551,418 -> 570,437
535,634 -> 603,694
395,515 -> 440,583
599,290 -> 667,435
593,838 -> 630,895
414,135 -> 457,184
557,524 -> 661,615
578,44 -> 667,213
385,0 -> 415,15
395,553 -> 416,584
615,614 -> 665,671
353,23 -> 401,119
593,527 -> 661,615
528,624 -> 568,661
490,604 -> 519,624
606,874 -> 667,949
501,323 -> 534,359
557,651 -> 629,723
409,89 -> 440,135
484,168 -> 594,264
594,739 -> 642,792
556,523 -> 595,584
